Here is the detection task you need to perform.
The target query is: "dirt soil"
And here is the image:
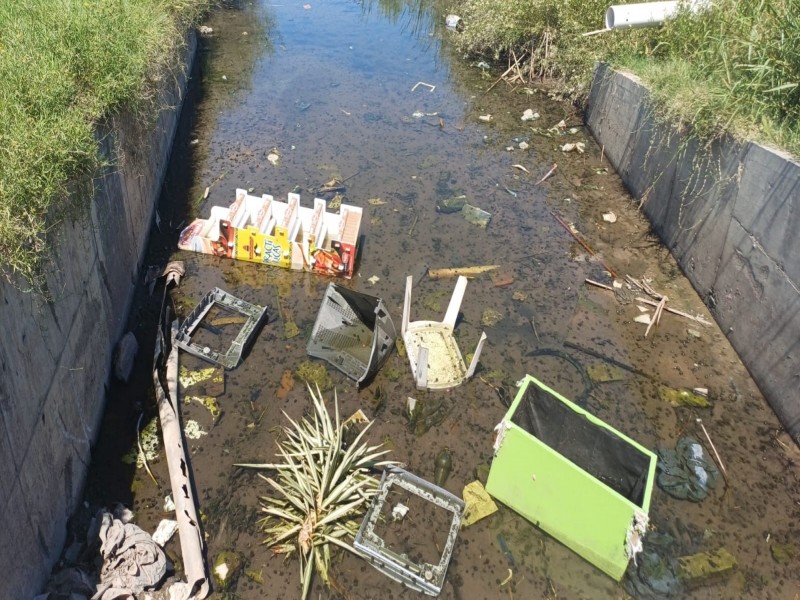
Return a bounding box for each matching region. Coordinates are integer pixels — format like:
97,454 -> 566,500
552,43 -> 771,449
71,2 -> 800,600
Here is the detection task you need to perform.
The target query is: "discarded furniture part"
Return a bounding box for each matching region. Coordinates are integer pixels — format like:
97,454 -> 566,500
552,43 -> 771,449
486,375 -> 658,580
178,188 -> 362,278
354,467 -> 465,596
175,288 -> 268,370
154,319 -> 210,598
605,0 -> 710,30
401,275 -> 487,389
307,283 -> 397,386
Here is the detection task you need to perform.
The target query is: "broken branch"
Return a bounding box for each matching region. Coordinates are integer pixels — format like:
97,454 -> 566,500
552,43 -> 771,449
428,265 -> 500,279
535,163 -> 558,185
584,279 -> 713,326
551,214 -> 618,278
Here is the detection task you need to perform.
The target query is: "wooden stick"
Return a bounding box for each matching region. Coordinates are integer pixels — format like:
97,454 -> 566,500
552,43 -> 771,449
428,265 -> 500,279
697,418 -> 728,483
551,214 -> 618,278
535,163 -> 558,185
645,296 -> 667,337
407,210 -> 419,236
529,317 -> 540,342
584,279 -> 713,326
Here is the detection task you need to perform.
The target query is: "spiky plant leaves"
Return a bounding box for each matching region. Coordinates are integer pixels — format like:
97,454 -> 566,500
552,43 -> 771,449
236,385 -> 398,599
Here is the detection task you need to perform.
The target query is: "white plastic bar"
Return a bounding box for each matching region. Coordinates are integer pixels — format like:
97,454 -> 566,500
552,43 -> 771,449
283,193 -> 301,241
416,346 -> 429,389
402,275 -> 412,336
465,332 -> 488,379
442,276 -> 468,331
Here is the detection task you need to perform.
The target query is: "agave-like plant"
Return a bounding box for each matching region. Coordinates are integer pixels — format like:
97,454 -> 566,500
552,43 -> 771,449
237,385 -> 395,599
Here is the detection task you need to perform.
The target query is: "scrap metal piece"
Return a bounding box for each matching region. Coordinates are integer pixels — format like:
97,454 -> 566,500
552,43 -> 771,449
307,283 -> 396,386
354,467 -> 464,596
175,288 -> 268,369
401,275 -> 487,389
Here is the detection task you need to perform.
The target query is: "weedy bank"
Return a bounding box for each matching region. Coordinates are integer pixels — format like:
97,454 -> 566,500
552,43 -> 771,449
0,0 -> 211,291
450,0 -> 800,156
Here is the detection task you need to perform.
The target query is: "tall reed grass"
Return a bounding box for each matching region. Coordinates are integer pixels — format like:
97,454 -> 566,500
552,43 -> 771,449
450,0 -> 800,155
0,0 -> 210,291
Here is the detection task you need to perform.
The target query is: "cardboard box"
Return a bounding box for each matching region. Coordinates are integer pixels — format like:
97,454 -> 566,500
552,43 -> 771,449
178,189 -> 362,278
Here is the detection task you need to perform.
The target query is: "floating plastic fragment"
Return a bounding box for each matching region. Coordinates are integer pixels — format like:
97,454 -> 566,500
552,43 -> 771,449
561,142 -> 586,153
436,195 -> 467,214
521,109 -> 540,121
445,14 -> 461,29
462,203 -> 492,228
152,519 -> 179,547
462,480 -> 498,527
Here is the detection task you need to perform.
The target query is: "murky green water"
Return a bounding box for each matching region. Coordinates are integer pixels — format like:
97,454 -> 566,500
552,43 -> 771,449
81,1 -> 800,599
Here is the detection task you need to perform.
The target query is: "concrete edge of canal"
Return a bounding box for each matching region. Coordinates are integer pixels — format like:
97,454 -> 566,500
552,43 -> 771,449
0,33 -> 197,599
586,63 -> 800,445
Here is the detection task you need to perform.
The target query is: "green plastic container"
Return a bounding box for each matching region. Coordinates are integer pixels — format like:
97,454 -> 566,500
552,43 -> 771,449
486,375 -> 657,580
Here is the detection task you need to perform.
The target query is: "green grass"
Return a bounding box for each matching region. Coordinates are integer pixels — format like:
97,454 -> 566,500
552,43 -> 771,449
0,0 -> 210,291
449,0 -> 800,156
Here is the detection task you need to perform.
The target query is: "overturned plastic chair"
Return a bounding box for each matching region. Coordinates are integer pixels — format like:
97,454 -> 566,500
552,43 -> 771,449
401,275 -> 487,390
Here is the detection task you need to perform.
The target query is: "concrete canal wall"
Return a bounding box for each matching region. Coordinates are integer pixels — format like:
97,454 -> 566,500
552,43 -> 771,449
586,63 -> 800,443
0,34 -> 196,598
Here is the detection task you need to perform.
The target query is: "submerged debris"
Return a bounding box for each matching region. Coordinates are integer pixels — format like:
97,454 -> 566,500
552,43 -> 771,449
295,360 -> 334,391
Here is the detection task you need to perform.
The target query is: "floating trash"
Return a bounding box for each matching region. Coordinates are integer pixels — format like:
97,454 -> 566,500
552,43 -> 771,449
184,420 -> 208,439
462,203 -> 492,228
307,283 -> 397,386
561,142 -> 586,153
445,14 -> 461,29
487,375 -> 658,580
521,109 -> 540,121
354,467 -> 464,596
402,275 -> 487,390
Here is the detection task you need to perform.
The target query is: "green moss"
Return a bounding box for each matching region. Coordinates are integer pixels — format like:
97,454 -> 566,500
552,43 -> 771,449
295,360 -> 334,392
659,386 -> 711,408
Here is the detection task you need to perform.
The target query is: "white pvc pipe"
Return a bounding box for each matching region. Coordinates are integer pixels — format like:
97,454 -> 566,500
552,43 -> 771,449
605,0 -> 710,30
